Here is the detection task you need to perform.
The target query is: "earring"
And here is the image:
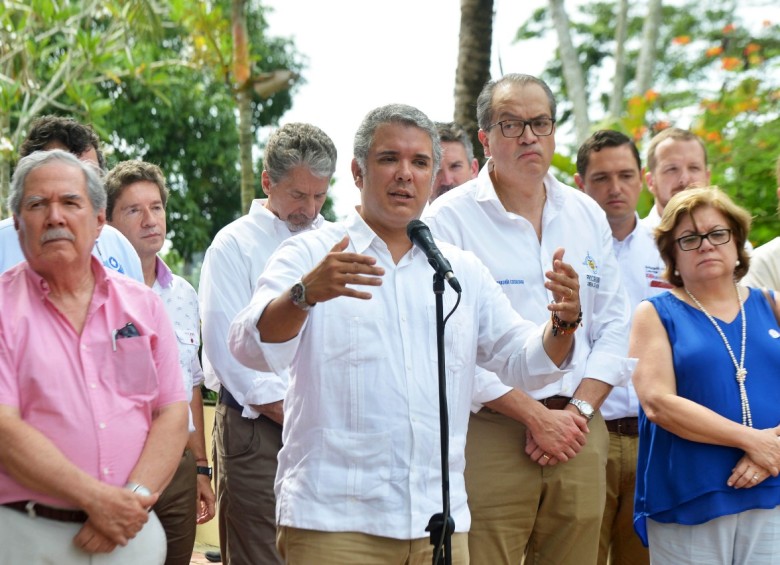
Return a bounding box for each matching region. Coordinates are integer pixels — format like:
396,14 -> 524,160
736,260 -> 741,266
674,269 -> 680,276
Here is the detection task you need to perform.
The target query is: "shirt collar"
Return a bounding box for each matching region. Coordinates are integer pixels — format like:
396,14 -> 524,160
27,255 -> 109,300
476,160 -> 566,217
154,255 -> 173,289
343,209 -> 385,255
248,198 -> 325,236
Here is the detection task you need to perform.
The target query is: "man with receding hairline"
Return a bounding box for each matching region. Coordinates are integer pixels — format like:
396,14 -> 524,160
0,150 -> 187,564
228,102 -> 580,565
425,74 -> 633,565
199,122 -> 337,564
641,127 -> 711,229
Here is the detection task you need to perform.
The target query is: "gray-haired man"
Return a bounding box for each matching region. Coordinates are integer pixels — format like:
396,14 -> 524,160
199,122 -> 337,564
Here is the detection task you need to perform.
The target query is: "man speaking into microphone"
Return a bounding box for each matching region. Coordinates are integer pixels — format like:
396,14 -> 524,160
228,103 -> 582,565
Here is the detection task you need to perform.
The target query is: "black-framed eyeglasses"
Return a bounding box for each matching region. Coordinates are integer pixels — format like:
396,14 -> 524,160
675,228 -> 732,251
487,118 -> 556,138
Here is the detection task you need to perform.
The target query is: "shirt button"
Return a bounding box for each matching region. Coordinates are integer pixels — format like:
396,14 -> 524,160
102,468 -> 110,476
90,383 -> 97,389
99,423 -> 106,429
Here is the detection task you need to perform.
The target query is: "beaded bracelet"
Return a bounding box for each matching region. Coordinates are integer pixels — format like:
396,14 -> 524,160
551,310 -> 582,336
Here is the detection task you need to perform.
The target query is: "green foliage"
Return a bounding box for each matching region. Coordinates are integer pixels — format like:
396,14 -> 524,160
2,0 -> 307,262
99,0 -> 304,261
515,0 -> 780,245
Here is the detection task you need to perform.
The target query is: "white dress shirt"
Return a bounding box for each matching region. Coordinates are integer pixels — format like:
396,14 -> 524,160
424,164 -> 634,406
600,217 -> 670,420
743,237 -> 780,291
228,210 -> 572,539
153,256 -> 204,431
0,217 -> 143,281
640,205 -> 662,230
198,199 -> 325,418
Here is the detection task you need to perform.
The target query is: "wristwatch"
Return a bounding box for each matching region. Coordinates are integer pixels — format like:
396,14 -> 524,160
290,280 -> 314,311
568,398 -> 595,421
125,482 -> 152,497
196,465 -> 213,480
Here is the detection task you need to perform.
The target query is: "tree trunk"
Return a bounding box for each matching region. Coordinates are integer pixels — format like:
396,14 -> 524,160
0,107 -> 10,218
232,0 -> 254,215
634,0 -> 663,96
608,0 -> 629,120
549,0 -> 590,144
454,0 -> 494,166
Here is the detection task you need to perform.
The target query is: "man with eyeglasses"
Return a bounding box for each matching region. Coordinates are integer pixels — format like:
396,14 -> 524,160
424,74 -> 633,565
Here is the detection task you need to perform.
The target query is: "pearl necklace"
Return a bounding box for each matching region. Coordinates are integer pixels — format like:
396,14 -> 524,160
684,282 -> 752,427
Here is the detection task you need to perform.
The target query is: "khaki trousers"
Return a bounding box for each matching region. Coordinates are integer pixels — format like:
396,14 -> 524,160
154,449 -> 197,565
277,526 -> 469,565
465,408 -> 608,565
597,432 -> 649,565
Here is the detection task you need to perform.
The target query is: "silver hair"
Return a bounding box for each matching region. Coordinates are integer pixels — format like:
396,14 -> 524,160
9,150 -> 106,216
476,74 -> 557,131
263,122 -> 338,183
353,104 -> 441,177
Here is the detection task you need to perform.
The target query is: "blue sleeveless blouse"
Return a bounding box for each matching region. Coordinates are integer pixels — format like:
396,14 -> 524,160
634,288 -> 780,545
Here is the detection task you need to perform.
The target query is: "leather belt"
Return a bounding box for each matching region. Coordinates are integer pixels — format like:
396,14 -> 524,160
605,417 -> 639,436
3,501 -> 88,523
219,387 -> 243,411
539,395 -> 571,410
219,387 -> 282,430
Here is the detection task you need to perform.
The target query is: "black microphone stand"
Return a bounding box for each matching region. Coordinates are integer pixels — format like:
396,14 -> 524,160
425,272 -> 454,565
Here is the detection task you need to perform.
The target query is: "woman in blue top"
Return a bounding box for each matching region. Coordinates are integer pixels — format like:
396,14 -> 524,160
630,186 -> 780,564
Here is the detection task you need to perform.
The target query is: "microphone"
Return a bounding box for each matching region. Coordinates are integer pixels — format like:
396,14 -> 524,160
406,220 -> 462,293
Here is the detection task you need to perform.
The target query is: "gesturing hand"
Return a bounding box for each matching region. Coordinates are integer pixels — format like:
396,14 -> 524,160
303,236 -> 385,304
545,247 -> 581,324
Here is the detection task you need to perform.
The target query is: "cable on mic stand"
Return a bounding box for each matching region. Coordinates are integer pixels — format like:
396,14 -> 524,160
425,272 -> 461,565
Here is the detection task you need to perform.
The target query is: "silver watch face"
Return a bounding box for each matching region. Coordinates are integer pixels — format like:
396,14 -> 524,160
290,282 -> 311,311
571,398 -> 595,420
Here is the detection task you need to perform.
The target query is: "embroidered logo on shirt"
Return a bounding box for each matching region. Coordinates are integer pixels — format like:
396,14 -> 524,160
496,278 -> 525,286
582,252 -> 599,275
645,265 -> 673,289
582,252 -> 601,289
105,256 -> 126,274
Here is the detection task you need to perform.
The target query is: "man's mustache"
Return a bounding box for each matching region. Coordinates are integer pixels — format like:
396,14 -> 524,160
41,228 -> 76,243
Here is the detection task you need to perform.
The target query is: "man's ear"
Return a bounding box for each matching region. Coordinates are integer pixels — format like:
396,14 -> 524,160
470,158 -> 479,179
573,173 -> 585,191
95,209 -> 106,237
260,170 -> 272,197
477,130 -> 490,158
644,168 -> 656,196
351,159 -> 363,189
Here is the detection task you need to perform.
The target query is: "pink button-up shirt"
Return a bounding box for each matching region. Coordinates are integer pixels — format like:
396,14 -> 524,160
0,257 -> 185,507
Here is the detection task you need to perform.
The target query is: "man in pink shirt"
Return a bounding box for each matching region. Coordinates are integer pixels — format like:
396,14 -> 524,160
0,150 -> 188,564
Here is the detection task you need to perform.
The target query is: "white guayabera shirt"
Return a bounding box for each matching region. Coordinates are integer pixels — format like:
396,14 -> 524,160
228,211 -> 574,539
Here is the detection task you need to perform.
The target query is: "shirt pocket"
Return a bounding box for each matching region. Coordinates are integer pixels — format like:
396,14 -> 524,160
112,335 -> 158,397
316,428 -> 392,504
